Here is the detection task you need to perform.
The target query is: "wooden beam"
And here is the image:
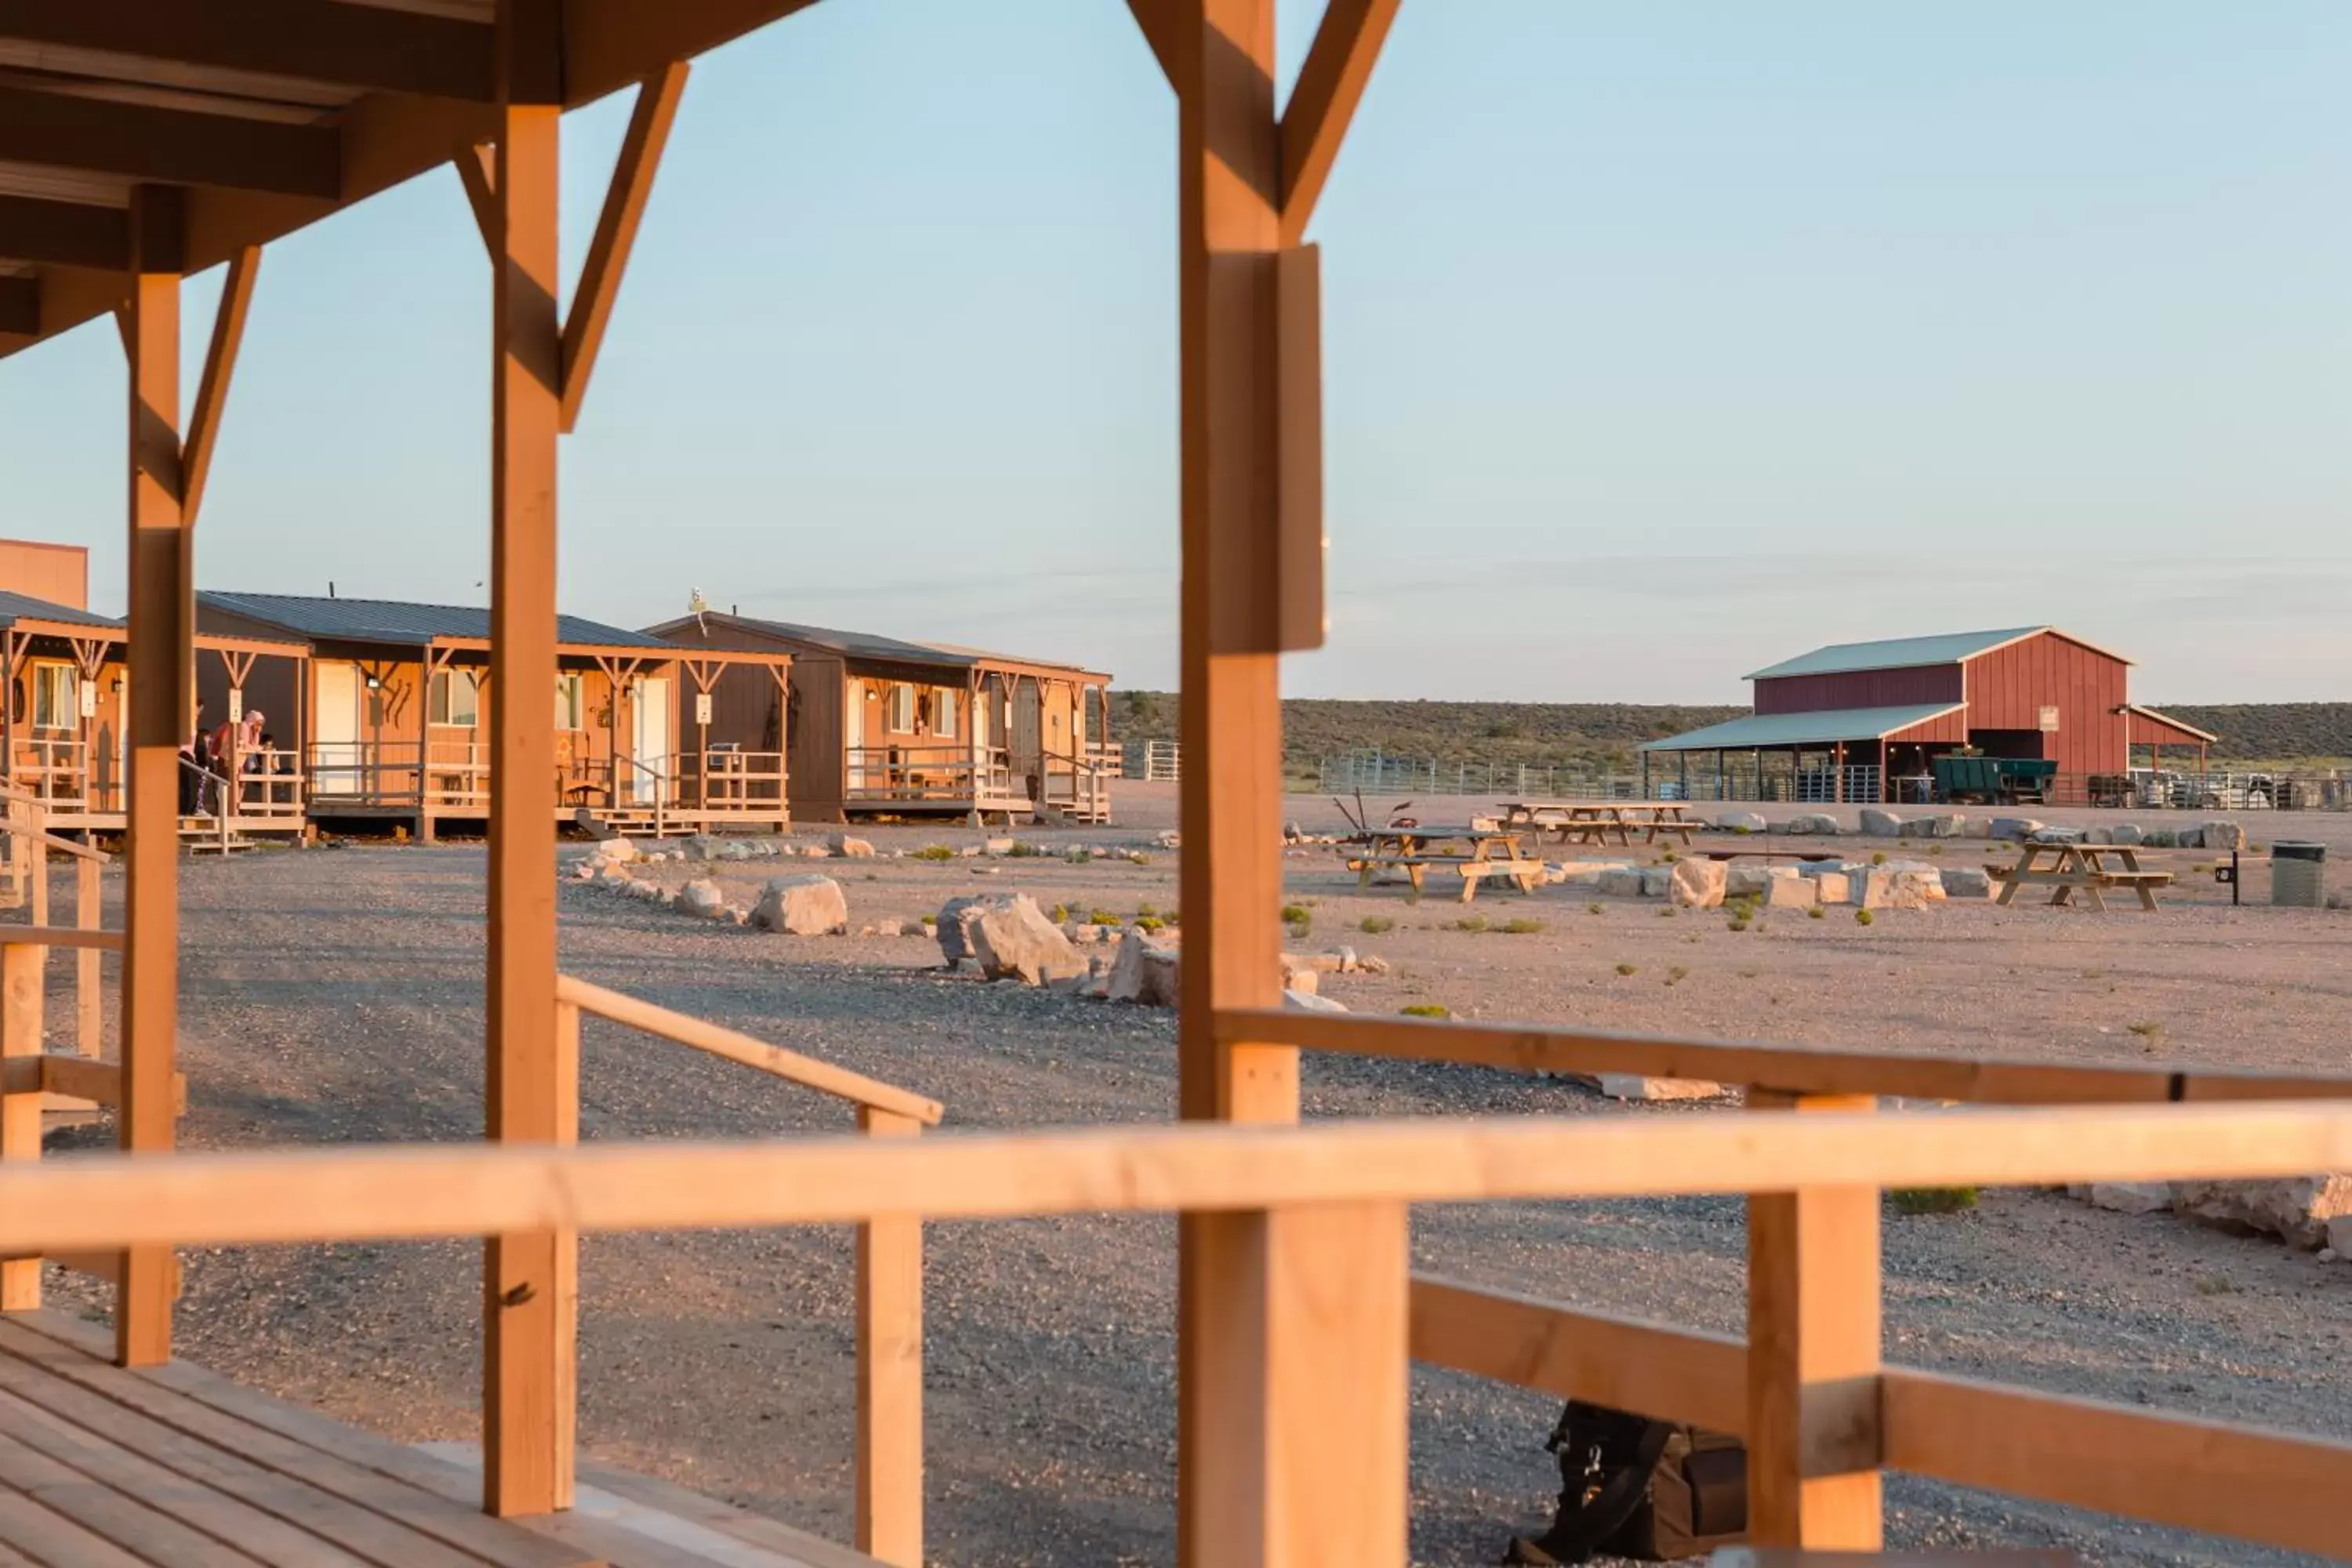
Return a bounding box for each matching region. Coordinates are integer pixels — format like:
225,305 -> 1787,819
1276,0 -> 1399,245
1747,1091 -> 1882,1549
1410,1276 -> 1748,1436
1218,1007 -> 2352,1107
1174,5 -> 1294,1561
6,1101 -> 2352,1252
0,196 -> 125,270
1126,0 -> 1178,85
0,944 -> 38,1309
0,0 -> 497,101
454,143 -> 497,256
1882,1369 -> 2352,1560
1191,1200 -> 1408,1565
559,61 -> 688,434
855,1106 -> 924,1567
0,276 -> 33,336
483,0 -> 567,1519
563,0 -> 819,110
118,182 -> 186,1370
181,245 -> 260,532
0,85 -> 341,200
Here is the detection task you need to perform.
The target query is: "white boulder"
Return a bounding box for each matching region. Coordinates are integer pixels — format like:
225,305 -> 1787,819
2085,1181 -> 2172,1215
1989,818 -> 2043,842
1591,1073 -> 1724,1102
1784,814 -> 1842,836
2200,821 -> 2247,852
679,879 -> 726,918
1715,811 -> 1767,833
2108,823 -> 2144,847
2172,1175 -> 2352,1250
1283,989 -> 1348,1013
827,833 -> 877,858
1940,866 -> 1993,899
1859,808 -> 1903,838
1106,930 -> 1181,1006
753,875 -> 848,935
1596,868 -> 1646,898
1668,859 -> 1727,909
966,895 -> 1087,986
1762,873 -> 1819,909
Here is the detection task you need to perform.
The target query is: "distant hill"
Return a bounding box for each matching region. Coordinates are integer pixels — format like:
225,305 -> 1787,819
1110,694 -> 2352,768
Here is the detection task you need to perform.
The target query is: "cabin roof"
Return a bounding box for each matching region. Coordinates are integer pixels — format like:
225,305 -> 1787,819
1744,626 -> 2126,681
0,590 -> 120,631
649,612 -> 1109,681
1640,702 -> 1968,753
200,592 -> 669,650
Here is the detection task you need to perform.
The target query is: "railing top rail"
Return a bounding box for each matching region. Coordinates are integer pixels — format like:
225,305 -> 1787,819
0,926 -> 122,952
555,974 -> 942,1125
5,1101 -> 2351,1254
2,822 -> 108,863
1222,1007 -> 2352,1108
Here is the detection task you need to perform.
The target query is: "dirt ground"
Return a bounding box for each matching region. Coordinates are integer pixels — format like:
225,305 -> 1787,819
36,781 -> 2352,1566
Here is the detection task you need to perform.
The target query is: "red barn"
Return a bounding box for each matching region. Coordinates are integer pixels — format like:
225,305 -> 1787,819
1642,626 -> 2215,804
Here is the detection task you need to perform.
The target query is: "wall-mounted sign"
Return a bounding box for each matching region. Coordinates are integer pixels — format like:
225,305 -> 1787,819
228,688 -> 244,724
2038,705 -> 2060,734
695,692 -> 713,726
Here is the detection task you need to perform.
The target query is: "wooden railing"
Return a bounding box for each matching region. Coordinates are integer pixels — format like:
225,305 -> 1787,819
673,748 -> 788,814
846,745 -> 1019,808
0,787 -> 108,1060
552,975 -> 941,1566
1040,746 -> 1112,822
7,735 -> 96,812
5,1103 -> 2352,1562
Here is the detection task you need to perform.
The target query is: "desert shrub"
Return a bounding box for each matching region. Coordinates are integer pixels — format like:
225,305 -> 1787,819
912,844 -> 957,861
1135,916 -> 1167,933
1088,909 -> 1122,926
1399,1004 -> 1452,1019
1359,916 -> 1396,935
1280,903 -> 1312,932
1614,962 -> 1637,976
1587,902 -> 1605,915
1006,840 -> 1044,857
1806,905 -> 1826,920
1854,908 -> 1875,926
1497,918 -> 1547,935
1870,851 -> 1888,866
1452,916 -> 1489,933
1727,916 -> 1750,932
1890,1187 -> 1980,1216
2127,1020 -> 2165,1040
1665,964 -> 1688,984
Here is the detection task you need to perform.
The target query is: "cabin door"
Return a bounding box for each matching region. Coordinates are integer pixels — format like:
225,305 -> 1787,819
631,677 -> 670,804
314,662 -> 364,795
845,681 -> 866,791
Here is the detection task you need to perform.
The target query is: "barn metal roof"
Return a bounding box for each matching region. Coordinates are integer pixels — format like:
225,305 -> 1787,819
199,591 -> 668,649
1640,703 -> 1967,753
0,590 -> 119,631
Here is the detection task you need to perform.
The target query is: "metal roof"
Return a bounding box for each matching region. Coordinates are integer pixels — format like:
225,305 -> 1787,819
199,592 -> 668,649
2125,704 -> 2220,744
1746,627 -> 2063,681
0,590 -> 118,631
650,613 -> 1105,678
1640,703 -> 1967,753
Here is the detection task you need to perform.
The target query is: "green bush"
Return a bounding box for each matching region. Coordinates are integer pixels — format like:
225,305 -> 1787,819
1727,916 -> 1750,932
1087,909 -> 1122,927
1451,916 -> 1488,933
1135,916 -> 1167,933
1359,915 -> 1395,935
912,844 -> 957,861
1587,902 -> 1605,916
1870,851 -> 1888,866
1497,918 -> 1547,935
1006,840 -> 1044,858
1855,908 -> 1875,926
1806,905 -> 1826,920
1889,1187 -> 1980,1217
1614,962 -> 1637,976
1399,1004 -> 1452,1019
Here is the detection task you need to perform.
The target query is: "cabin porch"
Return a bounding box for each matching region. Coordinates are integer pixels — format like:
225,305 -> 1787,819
0,1310 -> 877,1568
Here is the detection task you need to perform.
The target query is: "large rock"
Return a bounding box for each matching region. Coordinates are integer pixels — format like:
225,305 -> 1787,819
2172,1176 -> 2352,1250
1989,818 -> 2043,842
1784,813 -> 1842,836
1668,859 -> 1727,908
1811,871 -> 1852,905
1595,868 -> 1646,898
1940,866 -> 1993,899
1715,811 -> 1767,833
967,895 -> 1087,986
1859,808 -> 1903,838
935,895 -> 992,963
2031,827 -> 2083,844
1283,989 -> 1348,1013
1903,814 -> 1967,839
2143,828 -> 2180,849
1639,866 -> 1675,897
1553,860 -> 1633,886
1725,863 -> 1775,898
2200,821 -> 2247,853
1591,1073 -> 1724,1102
1106,930 -> 1181,1005
679,878 -> 726,918
827,832 -> 877,858
2108,823 -> 2144,847
2083,1181 -> 2172,1215
753,875 -> 848,935
1762,873 -> 1819,909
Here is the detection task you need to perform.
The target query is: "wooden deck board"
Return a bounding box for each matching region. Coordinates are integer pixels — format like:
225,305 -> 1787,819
0,1311 -> 879,1568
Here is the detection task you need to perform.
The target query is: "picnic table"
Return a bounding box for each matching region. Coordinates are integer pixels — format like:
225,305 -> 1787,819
1990,840 -> 2174,912
1498,800 -> 1702,848
1343,825 -> 1544,902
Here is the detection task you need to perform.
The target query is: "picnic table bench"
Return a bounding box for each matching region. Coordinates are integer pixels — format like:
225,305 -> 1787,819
1499,800 -> 1702,848
1344,826 -> 1544,902
1990,841 -> 2173,912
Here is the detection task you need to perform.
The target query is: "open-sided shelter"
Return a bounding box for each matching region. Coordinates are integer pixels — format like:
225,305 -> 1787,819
199,592 -> 792,839
648,611 -> 1114,824
1640,626 -> 2217,804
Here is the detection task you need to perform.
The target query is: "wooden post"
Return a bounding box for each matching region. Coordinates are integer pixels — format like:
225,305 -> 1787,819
76,855 -> 100,1060
1190,1200 -> 1409,1566
482,0 -> 569,1519
856,1105 -> 924,1567
0,943 -> 42,1310
120,182 -> 188,1369
1746,1089 -> 1882,1550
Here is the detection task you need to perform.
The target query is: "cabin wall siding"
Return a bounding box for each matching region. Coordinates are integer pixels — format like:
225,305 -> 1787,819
789,656 -> 846,819
0,540 -> 89,608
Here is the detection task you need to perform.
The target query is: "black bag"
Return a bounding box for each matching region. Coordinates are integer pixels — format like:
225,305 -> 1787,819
1504,1401 -> 1748,1564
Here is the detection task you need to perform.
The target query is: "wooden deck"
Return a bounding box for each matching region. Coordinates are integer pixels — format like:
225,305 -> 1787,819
0,1312 -> 877,1567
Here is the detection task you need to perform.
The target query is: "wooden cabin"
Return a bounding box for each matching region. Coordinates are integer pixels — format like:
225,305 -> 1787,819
198,593 -> 793,838
645,612 -> 1114,824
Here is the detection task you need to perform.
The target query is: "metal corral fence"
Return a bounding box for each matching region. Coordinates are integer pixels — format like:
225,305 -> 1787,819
1124,740 -> 1181,783
1315,750 -> 2352,811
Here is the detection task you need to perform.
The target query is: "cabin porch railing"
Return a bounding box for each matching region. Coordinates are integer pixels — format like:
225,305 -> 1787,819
846,745 -> 1021,808
7,1102 -> 2352,1563
673,749 -> 788,815
1040,747 -> 1113,823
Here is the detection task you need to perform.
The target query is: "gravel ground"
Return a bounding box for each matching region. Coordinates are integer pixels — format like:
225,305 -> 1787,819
34,786 -> 2352,1566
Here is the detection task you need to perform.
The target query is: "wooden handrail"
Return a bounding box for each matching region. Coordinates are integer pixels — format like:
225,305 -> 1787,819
0,926 -> 121,952
555,974 -> 942,1125
0,822 -> 110,864
1222,1007 -> 2352,1107
5,1101 -> 2351,1250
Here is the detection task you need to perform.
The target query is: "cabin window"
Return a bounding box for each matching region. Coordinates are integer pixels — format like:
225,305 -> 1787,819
430,668 -> 480,728
31,665 -> 75,731
888,682 -> 915,734
932,687 -> 956,741
554,672 -> 583,731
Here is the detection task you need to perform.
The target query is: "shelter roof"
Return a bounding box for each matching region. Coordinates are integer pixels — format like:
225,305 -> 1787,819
2125,704 -> 2220,745
199,591 -> 668,650
1744,626 -> 2129,681
0,589 -> 118,631
1640,703 -> 1968,753
648,612 -> 1108,681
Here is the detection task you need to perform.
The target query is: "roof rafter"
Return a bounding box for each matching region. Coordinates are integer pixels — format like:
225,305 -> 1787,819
0,84 -> 342,198
0,0 -> 495,101
0,194 -> 128,268
1277,0 -> 1400,245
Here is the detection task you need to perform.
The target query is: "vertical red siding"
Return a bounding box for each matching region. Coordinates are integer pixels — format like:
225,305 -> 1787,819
1959,631 -> 2128,777
1754,665 -> 1963,714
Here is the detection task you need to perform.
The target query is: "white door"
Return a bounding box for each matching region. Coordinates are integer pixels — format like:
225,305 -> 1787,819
314,662 -> 363,794
631,677 -> 670,804
844,680 -> 866,791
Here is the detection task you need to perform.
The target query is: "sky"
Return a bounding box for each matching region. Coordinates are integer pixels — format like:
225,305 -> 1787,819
3,1 -> 2350,705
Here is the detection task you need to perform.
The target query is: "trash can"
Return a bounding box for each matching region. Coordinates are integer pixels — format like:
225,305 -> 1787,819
2272,841 -> 2327,909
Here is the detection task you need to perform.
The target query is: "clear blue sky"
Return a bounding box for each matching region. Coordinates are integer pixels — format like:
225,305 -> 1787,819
4,2 -> 2349,704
